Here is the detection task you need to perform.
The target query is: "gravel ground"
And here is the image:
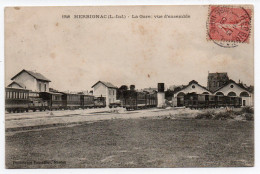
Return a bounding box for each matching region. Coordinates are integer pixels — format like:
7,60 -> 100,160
6,107 -> 203,131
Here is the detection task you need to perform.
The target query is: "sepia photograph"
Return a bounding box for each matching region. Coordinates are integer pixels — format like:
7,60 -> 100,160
4,5 -> 254,168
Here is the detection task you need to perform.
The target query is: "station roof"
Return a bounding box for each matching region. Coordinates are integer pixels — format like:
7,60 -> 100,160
8,81 -> 26,89
92,81 -> 117,89
11,69 -> 51,82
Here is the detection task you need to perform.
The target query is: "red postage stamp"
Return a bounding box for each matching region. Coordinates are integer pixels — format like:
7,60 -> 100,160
208,6 -> 252,44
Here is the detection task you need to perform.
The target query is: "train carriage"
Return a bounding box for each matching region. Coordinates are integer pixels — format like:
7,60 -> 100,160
223,96 -> 231,107
94,97 -> 106,108
149,93 -> 157,107
207,95 -> 216,108
61,93 -> 81,110
184,93 -> 203,109
137,92 -> 146,109
145,93 -> 150,107
5,87 -> 30,113
215,95 -> 225,107
230,96 -> 242,108
183,92 -> 242,109
121,90 -> 158,110
146,93 -> 157,108
121,90 -> 137,110
80,94 -> 95,108
39,92 -> 63,110
28,91 -> 48,111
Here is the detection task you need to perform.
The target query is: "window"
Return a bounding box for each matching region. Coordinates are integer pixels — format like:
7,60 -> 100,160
230,85 -> 234,88
192,85 -> 195,89
44,84 -> 47,92
39,83 -> 42,91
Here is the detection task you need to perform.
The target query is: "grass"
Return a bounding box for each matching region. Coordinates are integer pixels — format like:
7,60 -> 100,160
195,107 -> 254,121
6,118 -> 254,168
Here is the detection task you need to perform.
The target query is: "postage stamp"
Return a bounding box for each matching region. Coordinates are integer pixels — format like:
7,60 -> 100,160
207,5 -> 252,47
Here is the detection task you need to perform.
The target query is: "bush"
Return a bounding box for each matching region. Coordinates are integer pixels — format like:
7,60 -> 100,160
195,111 -> 214,119
214,111 -> 234,120
245,113 -> 254,121
241,106 -> 254,114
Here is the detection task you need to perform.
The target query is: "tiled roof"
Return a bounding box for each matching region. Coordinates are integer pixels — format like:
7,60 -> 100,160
173,80 -> 211,94
213,79 -> 251,93
8,81 -> 26,88
92,81 -> 117,89
11,69 -> 51,82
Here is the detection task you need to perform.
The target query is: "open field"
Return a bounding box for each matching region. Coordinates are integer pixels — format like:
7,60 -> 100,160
6,115 -> 254,168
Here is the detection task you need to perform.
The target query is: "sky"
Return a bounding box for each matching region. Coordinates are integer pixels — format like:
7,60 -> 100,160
5,6 -> 254,91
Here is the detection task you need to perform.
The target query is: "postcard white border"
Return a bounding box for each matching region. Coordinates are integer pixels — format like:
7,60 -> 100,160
0,0 -> 259,174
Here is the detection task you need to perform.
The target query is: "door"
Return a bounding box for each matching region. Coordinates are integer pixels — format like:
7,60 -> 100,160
243,100 -> 246,106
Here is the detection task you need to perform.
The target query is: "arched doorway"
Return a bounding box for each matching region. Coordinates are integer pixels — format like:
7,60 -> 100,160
202,92 -> 209,95
177,92 -> 185,107
240,91 -> 250,106
215,92 -> 224,96
240,91 -> 249,97
227,92 -> 236,96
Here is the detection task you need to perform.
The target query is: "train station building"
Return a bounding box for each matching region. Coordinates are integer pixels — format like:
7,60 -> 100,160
213,80 -> 254,106
8,69 -> 51,92
208,72 -> 253,106
171,73 -> 254,107
92,81 -> 117,106
172,80 -> 212,107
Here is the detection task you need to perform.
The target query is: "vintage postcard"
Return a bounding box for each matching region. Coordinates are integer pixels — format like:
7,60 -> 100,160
4,5 -> 254,168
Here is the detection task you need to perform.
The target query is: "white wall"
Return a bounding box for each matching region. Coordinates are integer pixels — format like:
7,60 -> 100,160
214,82 -> 253,106
13,71 -> 50,92
174,83 -> 211,97
157,92 -> 165,107
108,88 -> 116,103
36,80 -> 49,92
93,82 -> 117,105
8,83 -> 23,89
93,83 -> 107,97
12,71 -> 37,91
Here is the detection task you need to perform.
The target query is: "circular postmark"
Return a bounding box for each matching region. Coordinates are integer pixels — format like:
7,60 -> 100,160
207,6 -> 251,48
